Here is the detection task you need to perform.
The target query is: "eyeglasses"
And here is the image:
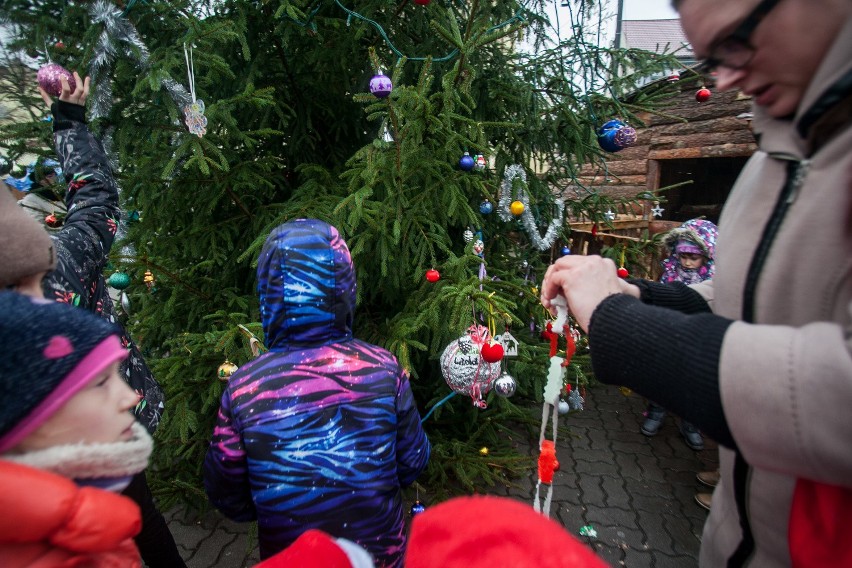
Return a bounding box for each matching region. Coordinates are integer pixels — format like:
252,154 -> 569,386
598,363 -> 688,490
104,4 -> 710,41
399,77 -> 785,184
697,0 -> 781,73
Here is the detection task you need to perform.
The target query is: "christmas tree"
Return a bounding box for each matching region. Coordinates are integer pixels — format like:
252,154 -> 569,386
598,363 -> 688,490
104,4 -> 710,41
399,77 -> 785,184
0,0 -> 679,510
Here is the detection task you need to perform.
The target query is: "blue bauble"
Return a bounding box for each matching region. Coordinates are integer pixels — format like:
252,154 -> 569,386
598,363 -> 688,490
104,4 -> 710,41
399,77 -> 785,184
479,200 -> 494,214
561,246 -> 571,256
459,152 -> 475,171
598,119 -> 625,135
597,129 -> 622,153
410,501 -> 426,516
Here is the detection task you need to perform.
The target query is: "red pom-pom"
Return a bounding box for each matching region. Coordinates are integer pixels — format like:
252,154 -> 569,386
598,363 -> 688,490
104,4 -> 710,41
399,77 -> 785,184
695,87 -> 712,102
425,269 -> 440,283
617,267 -> 629,279
480,342 -> 505,363
538,440 -> 559,484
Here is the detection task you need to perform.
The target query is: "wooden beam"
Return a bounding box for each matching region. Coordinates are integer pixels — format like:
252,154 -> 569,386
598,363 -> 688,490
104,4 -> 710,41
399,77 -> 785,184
648,143 -> 757,160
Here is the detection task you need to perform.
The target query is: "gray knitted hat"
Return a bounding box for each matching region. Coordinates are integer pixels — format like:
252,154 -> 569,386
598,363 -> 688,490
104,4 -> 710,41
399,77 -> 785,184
0,187 -> 56,287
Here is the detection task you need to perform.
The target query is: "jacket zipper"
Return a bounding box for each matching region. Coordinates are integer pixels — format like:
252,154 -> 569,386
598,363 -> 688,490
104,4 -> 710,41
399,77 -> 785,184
741,156 -> 810,323
728,155 -> 810,568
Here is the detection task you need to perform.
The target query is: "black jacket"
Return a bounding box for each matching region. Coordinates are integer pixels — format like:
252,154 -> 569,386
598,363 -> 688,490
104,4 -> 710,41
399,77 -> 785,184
42,100 -> 164,433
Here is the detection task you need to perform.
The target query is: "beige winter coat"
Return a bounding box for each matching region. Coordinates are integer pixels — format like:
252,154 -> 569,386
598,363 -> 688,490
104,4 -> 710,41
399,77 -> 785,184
690,14 -> 852,567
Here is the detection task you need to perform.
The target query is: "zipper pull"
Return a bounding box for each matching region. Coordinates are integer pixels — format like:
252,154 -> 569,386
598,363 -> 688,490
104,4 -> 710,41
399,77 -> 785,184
787,159 -> 810,204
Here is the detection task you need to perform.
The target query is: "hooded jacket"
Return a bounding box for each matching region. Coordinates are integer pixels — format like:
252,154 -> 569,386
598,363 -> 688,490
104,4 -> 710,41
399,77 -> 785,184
0,460 -> 142,567
659,218 -> 718,285
587,13 -> 852,568
203,219 -> 430,567
40,101 -> 164,434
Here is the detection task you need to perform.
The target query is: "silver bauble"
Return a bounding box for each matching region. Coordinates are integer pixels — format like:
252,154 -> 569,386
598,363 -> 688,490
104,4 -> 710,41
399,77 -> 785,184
440,335 -> 501,400
120,291 -> 131,314
492,372 -> 517,397
557,399 -> 570,415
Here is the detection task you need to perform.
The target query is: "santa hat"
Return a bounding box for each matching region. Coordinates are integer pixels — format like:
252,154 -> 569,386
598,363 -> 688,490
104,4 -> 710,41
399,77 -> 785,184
404,495 -> 607,568
256,529 -> 374,568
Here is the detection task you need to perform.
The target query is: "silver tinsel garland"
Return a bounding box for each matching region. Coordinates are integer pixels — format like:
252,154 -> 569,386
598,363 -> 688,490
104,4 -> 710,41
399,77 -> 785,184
89,0 -> 191,122
498,164 -> 564,251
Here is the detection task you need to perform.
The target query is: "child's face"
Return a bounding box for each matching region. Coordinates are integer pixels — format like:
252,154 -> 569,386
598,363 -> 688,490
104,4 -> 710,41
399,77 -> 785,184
13,271 -> 48,298
679,253 -> 705,270
13,361 -> 138,452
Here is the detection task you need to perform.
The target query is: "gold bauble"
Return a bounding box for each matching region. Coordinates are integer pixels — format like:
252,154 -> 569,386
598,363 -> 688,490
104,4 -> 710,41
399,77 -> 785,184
218,359 -> 239,381
479,447 -> 489,456
510,200 -> 525,216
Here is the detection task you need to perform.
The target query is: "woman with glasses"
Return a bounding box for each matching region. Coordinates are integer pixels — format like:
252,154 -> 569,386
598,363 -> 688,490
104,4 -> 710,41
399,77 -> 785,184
540,0 -> 852,565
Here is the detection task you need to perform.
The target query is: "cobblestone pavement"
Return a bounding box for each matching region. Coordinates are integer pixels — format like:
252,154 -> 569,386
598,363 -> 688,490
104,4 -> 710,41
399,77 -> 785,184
164,383 -> 719,567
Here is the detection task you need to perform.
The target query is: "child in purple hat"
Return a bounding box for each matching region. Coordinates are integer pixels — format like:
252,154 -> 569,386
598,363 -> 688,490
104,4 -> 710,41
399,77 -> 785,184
642,218 -> 719,450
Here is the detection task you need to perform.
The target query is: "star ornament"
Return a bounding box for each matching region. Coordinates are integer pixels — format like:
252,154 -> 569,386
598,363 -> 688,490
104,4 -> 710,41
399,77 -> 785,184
604,209 -> 616,221
651,204 -> 665,218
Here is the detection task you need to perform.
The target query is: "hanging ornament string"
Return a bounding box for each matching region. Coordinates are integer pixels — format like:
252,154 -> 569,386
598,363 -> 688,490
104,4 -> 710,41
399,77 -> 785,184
333,0 -> 524,63
498,165 -> 564,251
183,44 -> 207,138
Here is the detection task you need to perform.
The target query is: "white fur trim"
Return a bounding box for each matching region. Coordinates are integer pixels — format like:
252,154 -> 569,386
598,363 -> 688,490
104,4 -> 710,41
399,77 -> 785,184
335,538 -> 375,568
4,422 -> 152,480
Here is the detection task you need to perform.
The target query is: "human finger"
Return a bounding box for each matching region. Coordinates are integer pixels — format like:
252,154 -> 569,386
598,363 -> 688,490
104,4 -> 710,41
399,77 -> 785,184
79,75 -> 91,103
38,86 -> 53,107
58,76 -> 72,101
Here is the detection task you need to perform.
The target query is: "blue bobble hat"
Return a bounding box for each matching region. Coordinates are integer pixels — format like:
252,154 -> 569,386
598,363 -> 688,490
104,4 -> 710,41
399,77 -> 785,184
0,292 -> 127,453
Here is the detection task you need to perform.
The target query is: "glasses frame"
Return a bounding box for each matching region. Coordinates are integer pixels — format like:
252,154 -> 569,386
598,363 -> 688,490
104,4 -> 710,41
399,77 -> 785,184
698,0 -> 781,73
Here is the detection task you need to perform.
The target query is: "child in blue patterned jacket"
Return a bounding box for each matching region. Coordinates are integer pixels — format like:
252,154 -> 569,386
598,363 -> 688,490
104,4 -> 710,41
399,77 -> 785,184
203,219 -> 430,567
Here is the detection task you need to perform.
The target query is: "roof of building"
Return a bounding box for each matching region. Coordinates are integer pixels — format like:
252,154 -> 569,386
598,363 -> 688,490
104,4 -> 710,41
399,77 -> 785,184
620,19 -> 693,58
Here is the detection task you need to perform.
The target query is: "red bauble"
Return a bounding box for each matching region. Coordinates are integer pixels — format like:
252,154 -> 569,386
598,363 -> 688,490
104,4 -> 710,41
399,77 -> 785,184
414,0 -> 431,4
425,269 -> 441,283
44,213 -> 61,228
695,87 -> 712,102
617,267 -> 629,279
480,342 -> 505,363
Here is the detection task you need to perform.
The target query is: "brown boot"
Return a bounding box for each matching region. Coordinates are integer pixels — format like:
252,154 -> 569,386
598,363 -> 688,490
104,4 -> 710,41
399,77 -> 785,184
695,492 -> 712,511
696,470 -> 720,488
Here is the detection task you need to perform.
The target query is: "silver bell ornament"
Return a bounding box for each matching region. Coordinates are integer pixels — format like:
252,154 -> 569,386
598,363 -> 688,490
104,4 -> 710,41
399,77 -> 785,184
492,372 -> 517,397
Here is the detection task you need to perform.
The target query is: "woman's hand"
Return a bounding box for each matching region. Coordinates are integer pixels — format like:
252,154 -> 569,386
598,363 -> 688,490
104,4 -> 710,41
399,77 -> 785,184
540,255 -> 640,332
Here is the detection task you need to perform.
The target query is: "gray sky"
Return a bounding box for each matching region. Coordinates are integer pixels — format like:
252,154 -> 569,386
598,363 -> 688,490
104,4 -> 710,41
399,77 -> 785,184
621,0 -> 679,20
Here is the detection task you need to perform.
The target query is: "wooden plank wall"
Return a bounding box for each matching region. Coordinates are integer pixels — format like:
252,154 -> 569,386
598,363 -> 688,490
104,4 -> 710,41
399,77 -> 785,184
561,83 -> 758,269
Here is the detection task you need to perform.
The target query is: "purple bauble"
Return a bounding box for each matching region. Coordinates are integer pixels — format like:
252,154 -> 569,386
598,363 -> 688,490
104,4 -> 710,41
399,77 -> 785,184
614,126 -> 638,149
37,63 -> 76,97
369,73 -> 393,98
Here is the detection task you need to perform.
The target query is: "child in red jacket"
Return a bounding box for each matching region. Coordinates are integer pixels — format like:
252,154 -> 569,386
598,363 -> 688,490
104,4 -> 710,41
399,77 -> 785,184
0,292 -> 153,567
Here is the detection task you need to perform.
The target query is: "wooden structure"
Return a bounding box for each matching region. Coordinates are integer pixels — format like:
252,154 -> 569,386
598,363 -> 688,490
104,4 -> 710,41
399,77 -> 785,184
565,78 -> 758,268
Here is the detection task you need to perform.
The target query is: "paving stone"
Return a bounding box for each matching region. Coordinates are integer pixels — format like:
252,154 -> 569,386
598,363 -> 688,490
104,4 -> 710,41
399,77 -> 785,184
164,384 -> 716,567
